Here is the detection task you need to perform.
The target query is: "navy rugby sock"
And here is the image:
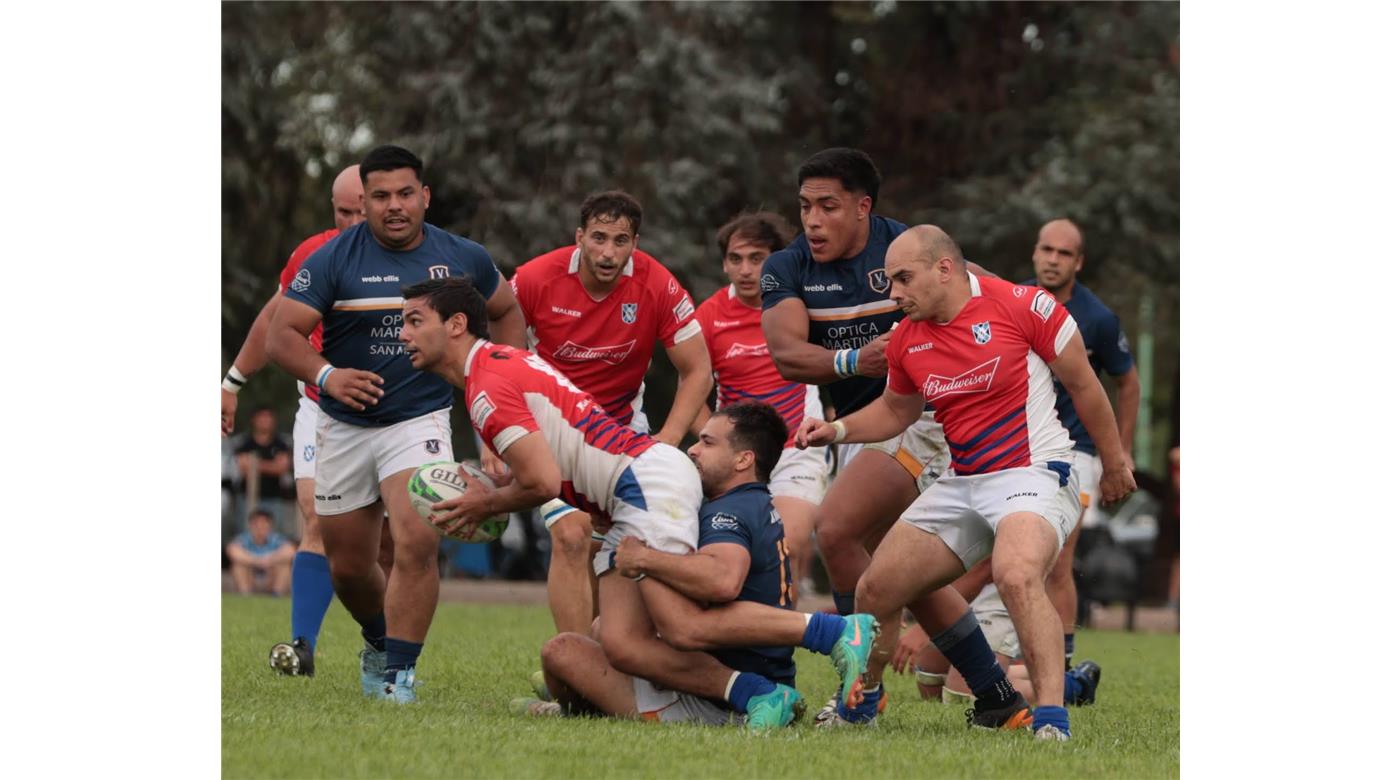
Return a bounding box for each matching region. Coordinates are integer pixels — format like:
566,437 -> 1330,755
932,609 -> 1018,706
725,672 -> 776,712
1032,705 -> 1070,736
358,613 -> 387,653
799,613 -> 847,655
831,591 -> 856,616
384,638 -> 423,681
290,551 -> 334,651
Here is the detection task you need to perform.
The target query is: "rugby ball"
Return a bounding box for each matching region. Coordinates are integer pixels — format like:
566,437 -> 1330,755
408,461 -> 509,543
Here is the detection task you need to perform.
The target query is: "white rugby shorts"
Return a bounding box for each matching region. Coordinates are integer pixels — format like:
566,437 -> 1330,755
313,408 -> 454,516
835,410 -> 950,492
593,444 -> 703,576
292,396 -> 321,481
540,408 -> 652,538
633,677 -> 742,726
1069,449 -> 1105,529
768,444 -> 829,505
971,583 -> 1021,660
901,462 -> 1080,570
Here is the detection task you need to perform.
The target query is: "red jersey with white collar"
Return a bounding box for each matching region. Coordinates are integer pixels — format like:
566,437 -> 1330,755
463,340 -> 656,518
886,274 -> 1078,475
695,285 -> 820,447
277,228 -> 338,402
509,246 -> 701,428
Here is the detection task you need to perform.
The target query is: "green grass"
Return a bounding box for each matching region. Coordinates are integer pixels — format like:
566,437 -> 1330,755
223,595 -> 1178,779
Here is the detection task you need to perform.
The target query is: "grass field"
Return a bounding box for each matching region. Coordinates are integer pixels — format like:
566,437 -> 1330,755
222,594 -> 1179,779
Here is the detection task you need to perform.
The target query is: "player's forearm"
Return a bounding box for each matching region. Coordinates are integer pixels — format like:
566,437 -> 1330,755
230,291 -> 281,378
487,305 -> 527,349
639,549 -> 740,603
1066,381 -> 1129,470
770,341 -> 847,385
266,324 -> 329,386
658,366 -> 712,444
689,404 -> 713,438
482,477 -> 558,517
837,394 -> 918,444
1115,370 -> 1141,455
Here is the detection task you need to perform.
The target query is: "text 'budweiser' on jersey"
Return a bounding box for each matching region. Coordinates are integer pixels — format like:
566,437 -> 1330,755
886,273 -> 1078,476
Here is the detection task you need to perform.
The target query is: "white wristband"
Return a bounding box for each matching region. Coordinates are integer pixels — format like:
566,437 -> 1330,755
314,364 -> 336,389
222,366 -> 248,395
831,420 -> 848,443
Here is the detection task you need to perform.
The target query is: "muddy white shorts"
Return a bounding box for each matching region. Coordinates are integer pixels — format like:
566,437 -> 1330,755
1069,449 -> 1104,529
633,677 -> 742,726
292,396 -> 321,481
594,444 -> 703,576
971,584 -> 1021,660
313,408 -> 454,516
835,410 -> 949,492
768,444 -> 829,505
901,461 -> 1080,570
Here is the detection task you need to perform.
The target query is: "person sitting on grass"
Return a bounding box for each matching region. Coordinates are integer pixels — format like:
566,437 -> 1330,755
227,509 -> 296,596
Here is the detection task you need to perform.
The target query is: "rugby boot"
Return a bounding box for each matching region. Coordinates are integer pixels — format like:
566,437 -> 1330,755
745,684 -> 806,732
829,614 -> 879,709
815,683 -> 889,724
381,667 -> 419,704
815,684 -> 883,728
1066,660 -> 1101,706
510,697 -> 563,717
1034,724 -> 1071,741
268,638 -> 314,677
530,669 -> 552,701
966,691 -> 1034,730
360,642 -> 388,697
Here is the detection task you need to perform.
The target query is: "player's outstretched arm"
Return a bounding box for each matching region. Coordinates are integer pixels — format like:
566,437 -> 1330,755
763,299 -> 867,384
483,273 -> 527,348
656,336 -> 713,446
222,290 -> 282,435
615,537 -> 750,604
1050,332 -> 1136,503
795,387 -> 923,449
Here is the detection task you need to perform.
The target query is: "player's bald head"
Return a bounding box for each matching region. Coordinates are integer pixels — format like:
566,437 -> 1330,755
892,224 -> 964,268
1038,218 -> 1083,257
330,164 -> 365,230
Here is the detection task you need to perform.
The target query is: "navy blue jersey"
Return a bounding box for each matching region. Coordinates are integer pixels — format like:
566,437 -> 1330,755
1022,280 -> 1135,454
286,222 -> 502,426
697,482 -> 796,686
760,216 -> 908,417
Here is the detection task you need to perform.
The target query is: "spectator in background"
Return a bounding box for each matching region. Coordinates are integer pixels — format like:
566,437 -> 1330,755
233,407 -> 294,532
227,509 -> 297,595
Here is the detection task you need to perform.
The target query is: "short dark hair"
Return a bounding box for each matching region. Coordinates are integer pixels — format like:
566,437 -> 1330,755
715,211 -> 795,257
798,147 -> 881,207
579,190 -> 643,236
247,508 -> 274,525
400,277 -> 490,338
360,145 -> 424,183
715,402 -> 788,484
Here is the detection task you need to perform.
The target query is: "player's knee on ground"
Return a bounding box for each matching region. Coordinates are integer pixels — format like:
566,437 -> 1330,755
540,632 -> 588,678
550,513 -> 593,560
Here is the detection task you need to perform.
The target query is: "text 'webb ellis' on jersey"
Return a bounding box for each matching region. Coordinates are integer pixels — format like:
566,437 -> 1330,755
887,274 -> 1079,476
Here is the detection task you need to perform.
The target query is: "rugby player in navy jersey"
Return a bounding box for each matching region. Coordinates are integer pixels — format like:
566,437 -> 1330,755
516,402 -> 874,729
267,145 -> 526,703
760,148 -> 1029,727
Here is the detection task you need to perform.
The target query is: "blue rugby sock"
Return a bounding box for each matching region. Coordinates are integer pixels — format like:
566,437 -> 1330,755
831,591 -> 856,616
290,551 -> 334,651
357,613 -> 387,653
932,609 -> 1018,706
383,638 -> 423,681
1063,671 -> 1083,705
725,672 -> 776,712
800,613 -> 847,655
1032,705 -> 1070,736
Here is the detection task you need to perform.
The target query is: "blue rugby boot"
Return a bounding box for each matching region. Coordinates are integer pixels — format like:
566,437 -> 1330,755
360,642 -> 387,697
382,667 -> 419,704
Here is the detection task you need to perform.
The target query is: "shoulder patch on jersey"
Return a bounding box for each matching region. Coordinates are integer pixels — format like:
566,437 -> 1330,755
1117,331 -> 1131,354
867,268 -> 890,294
673,297 -> 695,322
428,264 -> 450,280
760,273 -> 780,292
290,268 -> 312,293
1031,289 -> 1056,322
470,391 -> 496,429
667,277 -> 679,295
708,512 -> 740,531
621,302 -> 638,324
972,321 -> 992,344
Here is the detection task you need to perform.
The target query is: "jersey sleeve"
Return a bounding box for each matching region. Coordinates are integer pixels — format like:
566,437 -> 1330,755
460,240 -> 502,301
698,506 -> 754,550
1093,313 -> 1135,376
467,370 -> 539,456
760,249 -> 801,311
278,236 -> 320,292
652,262 -> 700,347
884,324 -> 918,396
693,297 -> 720,364
508,262 -> 538,329
1019,285 -> 1078,363
282,241 -> 338,314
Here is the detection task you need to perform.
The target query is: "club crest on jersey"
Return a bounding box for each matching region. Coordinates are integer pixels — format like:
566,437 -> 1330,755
760,274 -> 780,293
425,439 -> 441,455
621,303 -> 638,324
972,321 -> 992,344
428,264 -> 450,280
290,268 -> 311,293
303,445 -> 315,462
868,269 -> 890,294
709,513 -> 740,531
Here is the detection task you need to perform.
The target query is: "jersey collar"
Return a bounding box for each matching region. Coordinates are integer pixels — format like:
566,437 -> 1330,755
568,247 -> 635,277
968,270 -> 983,297
463,338 -> 492,378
